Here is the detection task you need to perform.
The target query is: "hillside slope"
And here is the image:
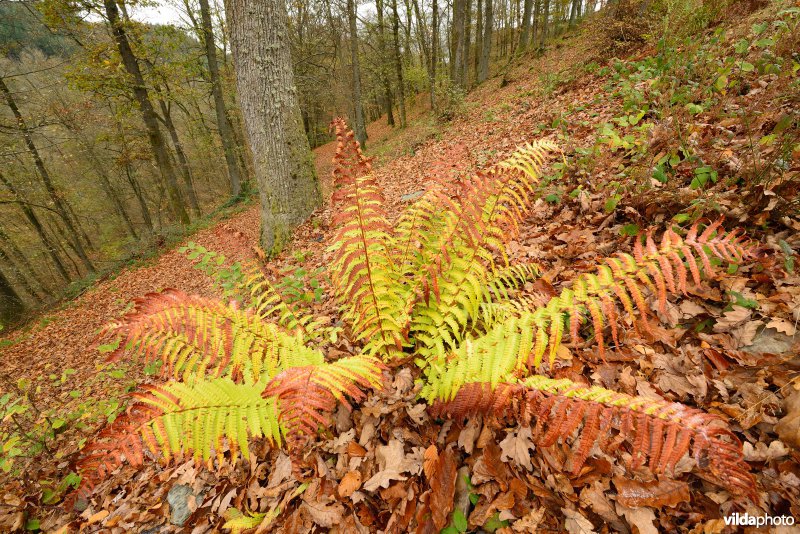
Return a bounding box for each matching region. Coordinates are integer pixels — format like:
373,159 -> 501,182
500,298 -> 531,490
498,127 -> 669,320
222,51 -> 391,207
2,2 -> 799,531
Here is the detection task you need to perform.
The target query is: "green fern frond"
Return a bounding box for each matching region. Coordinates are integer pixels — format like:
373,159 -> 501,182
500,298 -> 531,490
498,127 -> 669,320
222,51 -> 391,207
69,377 -> 278,508
223,508 -> 269,534
328,119 -> 409,358
429,377 -> 757,501
102,289 -> 324,382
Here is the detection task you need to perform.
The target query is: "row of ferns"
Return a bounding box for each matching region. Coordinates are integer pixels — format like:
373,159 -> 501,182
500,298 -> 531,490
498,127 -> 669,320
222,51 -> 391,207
67,119 -> 761,524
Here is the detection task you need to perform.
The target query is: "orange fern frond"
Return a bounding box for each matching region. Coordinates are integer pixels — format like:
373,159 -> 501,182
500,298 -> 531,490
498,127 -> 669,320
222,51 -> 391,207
430,377 -> 757,501
328,119 -> 408,358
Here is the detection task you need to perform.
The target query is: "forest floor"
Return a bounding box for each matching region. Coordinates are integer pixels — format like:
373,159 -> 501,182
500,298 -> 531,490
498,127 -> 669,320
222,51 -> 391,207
2,2 -> 800,532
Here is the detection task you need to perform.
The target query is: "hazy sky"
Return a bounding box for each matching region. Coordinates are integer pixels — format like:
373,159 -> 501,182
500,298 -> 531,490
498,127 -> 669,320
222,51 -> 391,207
129,2 -> 185,25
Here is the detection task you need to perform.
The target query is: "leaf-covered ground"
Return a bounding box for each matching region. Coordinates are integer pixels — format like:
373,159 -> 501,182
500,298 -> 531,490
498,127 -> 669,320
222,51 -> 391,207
2,2 -> 799,532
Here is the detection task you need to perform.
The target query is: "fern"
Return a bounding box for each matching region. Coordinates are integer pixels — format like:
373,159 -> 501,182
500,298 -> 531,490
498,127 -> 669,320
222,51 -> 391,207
429,377 -> 757,501
71,122 -> 762,515
328,119 -> 409,357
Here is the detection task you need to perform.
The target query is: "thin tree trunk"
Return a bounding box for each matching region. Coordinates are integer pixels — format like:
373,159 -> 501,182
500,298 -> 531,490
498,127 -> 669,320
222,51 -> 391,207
0,246 -> 39,304
226,0 -> 323,253
0,170 -> 70,281
475,0 -> 482,80
391,0 -> 407,127
346,0 -> 368,147
479,0 -> 492,82
0,226 -> 52,297
376,0 -> 396,126
532,0 -> 540,48
451,0 -> 466,87
463,0 -> 472,87
519,0 -> 533,51
103,0 -> 190,225
157,98 -> 201,217
199,0 -> 243,197
539,0 -> 550,48
0,76 -> 94,274
431,0 -> 438,109
569,0 -> 579,27
0,266 -> 25,325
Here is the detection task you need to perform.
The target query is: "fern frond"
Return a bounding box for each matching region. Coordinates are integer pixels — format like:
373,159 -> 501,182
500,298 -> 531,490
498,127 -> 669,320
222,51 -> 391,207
69,378 -> 279,508
429,377 -> 757,501
263,354 -> 384,451
328,119 -> 409,358
241,264 -> 327,340
102,289 -> 324,382
407,142 -> 558,363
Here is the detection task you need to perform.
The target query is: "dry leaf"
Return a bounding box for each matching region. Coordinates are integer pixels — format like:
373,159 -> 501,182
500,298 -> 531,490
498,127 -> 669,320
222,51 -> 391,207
499,426 -> 535,471
766,318 -> 797,336
613,477 -> 690,508
338,471 -> 362,498
562,508 -> 597,534
616,503 -> 658,534
512,507 -> 545,532
427,446 -> 457,530
362,439 -> 416,491
713,306 -> 752,332
742,440 -> 790,462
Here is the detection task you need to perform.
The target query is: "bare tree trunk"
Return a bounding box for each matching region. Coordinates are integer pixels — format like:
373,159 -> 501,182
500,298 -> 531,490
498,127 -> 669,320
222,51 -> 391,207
451,0 -> 466,87
431,0 -> 439,109
479,0 -> 492,82
376,0 -> 396,126
0,226 -> 53,298
226,0 -> 323,253
475,0 -> 482,80
569,0 -> 579,26
539,0 -> 550,48
391,0 -> 407,127
199,0 -> 243,197
0,266 -> 25,325
463,0 -> 472,87
157,98 -> 201,217
532,0 -> 540,48
0,76 -> 95,274
104,0 -> 190,225
519,0 -> 533,51
346,0 -> 368,147
0,170 -> 70,281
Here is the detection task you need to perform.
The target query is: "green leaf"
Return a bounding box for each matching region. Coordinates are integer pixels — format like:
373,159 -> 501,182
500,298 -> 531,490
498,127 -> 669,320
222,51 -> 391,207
734,39 -> 750,54
604,194 -> 621,213
51,418 -> 67,430
441,527 -> 459,534
620,224 -> 640,237
109,369 -> 126,379
752,21 -> 768,35
97,339 -> 120,354
469,493 -> 479,506
739,61 -> 755,72
453,510 -> 468,532
25,518 -> 40,531
483,513 -> 509,532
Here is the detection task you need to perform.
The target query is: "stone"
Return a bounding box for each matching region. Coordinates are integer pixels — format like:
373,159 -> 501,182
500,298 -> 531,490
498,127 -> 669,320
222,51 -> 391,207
741,328 -> 797,355
167,484 -> 195,527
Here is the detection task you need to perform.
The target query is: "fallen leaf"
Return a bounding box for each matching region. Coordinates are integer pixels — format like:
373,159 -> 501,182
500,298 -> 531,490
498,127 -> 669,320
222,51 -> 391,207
500,426 -> 535,471
338,471 -> 362,498
362,439 -> 416,491
427,446 -> 457,530
616,503 -> 658,534
86,510 -> 109,525
766,318 -> 797,336
563,507 -> 597,534
613,477 -> 690,508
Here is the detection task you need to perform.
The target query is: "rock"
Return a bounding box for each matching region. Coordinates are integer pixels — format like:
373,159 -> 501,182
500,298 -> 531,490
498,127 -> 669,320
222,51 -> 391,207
400,190 -> 425,202
167,484 -> 196,527
453,466 -> 472,522
741,328 -> 796,355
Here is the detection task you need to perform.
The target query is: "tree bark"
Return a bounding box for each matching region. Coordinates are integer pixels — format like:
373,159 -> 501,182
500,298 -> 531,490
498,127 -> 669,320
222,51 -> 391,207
519,0 -> 534,51
345,0 -> 368,147
226,0 -> 323,253
0,75 -> 95,274
391,0 -> 407,127
199,0 -> 243,197
103,0 -> 190,225
451,0 -> 466,87
0,170 -> 70,281
0,265 -> 25,326
463,0 -> 472,87
478,0 -> 492,82
431,0 -> 438,109
376,0 -> 396,126
474,0 -> 482,80
539,0 -> 550,48
157,97 -> 201,217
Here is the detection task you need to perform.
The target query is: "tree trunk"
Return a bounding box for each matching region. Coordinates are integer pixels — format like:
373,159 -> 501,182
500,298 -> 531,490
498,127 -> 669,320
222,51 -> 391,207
0,170 -> 70,282
157,98 -> 202,217
0,226 -> 53,298
226,0 -> 323,253
539,0 -> 550,48
569,0 -> 579,26
519,0 -> 533,51
391,0 -> 407,127
199,0 -> 243,197
463,0 -> 472,87
431,0 -> 438,109
474,0 -> 482,80
451,0 -> 466,87
479,0 -> 492,82
0,266 -> 25,326
532,0 -> 540,48
376,0 -> 396,126
103,0 -> 190,225
0,76 -> 94,274
345,0 -> 368,147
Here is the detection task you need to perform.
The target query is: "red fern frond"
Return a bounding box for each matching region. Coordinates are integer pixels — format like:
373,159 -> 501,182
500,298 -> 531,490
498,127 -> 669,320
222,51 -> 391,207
430,378 -> 757,501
